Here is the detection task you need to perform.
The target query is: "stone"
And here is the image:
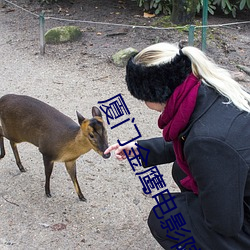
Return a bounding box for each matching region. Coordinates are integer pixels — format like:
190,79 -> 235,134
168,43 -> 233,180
231,71 -> 247,82
0,0 -> 6,8
44,26 -> 82,44
112,47 -> 138,67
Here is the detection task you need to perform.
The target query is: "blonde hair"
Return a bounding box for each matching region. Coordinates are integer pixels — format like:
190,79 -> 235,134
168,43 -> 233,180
134,42 -> 250,113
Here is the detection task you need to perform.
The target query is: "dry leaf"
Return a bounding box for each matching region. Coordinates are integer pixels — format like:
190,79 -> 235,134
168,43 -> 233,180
143,12 -> 155,18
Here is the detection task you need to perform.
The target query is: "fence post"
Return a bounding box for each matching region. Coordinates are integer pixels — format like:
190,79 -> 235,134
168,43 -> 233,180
188,25 -> 195,46
39,11 -> 45,55
201,0 -> 208,51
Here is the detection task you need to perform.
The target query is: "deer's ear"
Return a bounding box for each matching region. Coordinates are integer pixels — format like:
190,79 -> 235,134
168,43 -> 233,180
92,106 -> 102,118
76,111 -> 85,125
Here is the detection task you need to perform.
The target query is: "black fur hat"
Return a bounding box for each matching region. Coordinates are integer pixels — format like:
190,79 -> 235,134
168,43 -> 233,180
125,52 -> 192,103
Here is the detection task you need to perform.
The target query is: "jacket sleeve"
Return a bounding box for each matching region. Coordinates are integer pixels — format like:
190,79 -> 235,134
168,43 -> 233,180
137,137 -> 176,167
185,136 -> 248,237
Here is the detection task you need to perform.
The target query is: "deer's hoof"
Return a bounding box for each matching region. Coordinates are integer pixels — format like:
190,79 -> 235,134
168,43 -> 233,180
79,196 -> 87,202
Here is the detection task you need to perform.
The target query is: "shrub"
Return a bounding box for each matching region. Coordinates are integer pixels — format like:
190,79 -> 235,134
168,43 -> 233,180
136,0 -> 250,18
136,0 -> 172,15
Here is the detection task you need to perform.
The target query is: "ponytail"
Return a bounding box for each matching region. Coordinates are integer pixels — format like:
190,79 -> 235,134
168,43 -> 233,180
182,46 -> 250,112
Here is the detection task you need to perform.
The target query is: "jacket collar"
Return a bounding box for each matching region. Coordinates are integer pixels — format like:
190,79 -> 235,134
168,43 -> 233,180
179,83 -> 220,140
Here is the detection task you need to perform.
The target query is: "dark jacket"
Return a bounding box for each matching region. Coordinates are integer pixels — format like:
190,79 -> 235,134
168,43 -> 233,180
138,84 -> 250,249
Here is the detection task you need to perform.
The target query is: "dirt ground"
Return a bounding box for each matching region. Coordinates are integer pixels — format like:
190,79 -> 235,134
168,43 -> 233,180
0,0 -> 249,249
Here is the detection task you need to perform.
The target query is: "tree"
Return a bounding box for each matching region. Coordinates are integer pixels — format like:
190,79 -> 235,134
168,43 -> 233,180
171,0 -> 198,24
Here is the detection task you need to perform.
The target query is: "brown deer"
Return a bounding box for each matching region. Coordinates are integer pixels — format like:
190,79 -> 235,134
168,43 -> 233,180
0,94 -> 110,201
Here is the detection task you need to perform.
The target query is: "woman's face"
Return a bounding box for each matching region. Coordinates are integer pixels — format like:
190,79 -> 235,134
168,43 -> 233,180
145,102 -> 166,112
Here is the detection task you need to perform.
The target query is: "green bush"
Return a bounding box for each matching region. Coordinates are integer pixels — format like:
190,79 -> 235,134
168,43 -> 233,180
136,0 -> 250,17
136,0 -> 172,15
213,0 -> 250,17
196,0 -> 216,15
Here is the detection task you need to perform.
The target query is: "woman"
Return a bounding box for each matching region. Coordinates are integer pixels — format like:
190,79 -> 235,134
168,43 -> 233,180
104,42 -> 250,249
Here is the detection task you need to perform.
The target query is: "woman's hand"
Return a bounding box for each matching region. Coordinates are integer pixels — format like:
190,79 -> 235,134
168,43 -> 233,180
104,141 -> 138,160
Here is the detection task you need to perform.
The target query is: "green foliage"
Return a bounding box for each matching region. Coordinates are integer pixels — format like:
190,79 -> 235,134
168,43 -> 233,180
239,0 -> 250,9
136,0 -> 172,15
197,0 -> 217,15
135,0 -> 250,18
213,0 -> 238,17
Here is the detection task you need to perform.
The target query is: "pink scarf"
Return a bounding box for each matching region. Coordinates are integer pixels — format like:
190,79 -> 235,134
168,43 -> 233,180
158,73 -> 200,194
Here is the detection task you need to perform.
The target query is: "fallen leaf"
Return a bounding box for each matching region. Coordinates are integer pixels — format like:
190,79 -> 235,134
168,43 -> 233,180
143,12 -> 155,18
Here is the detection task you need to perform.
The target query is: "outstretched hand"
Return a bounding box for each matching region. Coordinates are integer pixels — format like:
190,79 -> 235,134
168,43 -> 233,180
104,141 -> 138,160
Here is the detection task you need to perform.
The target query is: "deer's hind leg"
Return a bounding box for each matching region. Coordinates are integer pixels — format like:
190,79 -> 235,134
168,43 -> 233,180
65,161 -> 86,202
0,126 -> 5,159
10,141 -> 26,172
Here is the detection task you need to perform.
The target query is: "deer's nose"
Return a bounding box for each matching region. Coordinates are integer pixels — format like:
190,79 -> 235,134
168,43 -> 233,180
103,152 -> 111,159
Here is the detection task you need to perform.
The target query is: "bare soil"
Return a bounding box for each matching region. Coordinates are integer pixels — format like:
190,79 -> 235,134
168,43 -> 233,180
0,1 -> 249,250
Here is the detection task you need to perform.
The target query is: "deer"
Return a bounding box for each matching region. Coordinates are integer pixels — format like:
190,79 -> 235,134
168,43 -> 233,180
0,94 -> 110,202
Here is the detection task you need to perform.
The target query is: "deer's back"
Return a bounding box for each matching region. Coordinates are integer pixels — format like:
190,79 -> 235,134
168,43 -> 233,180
0,94 -> 79,147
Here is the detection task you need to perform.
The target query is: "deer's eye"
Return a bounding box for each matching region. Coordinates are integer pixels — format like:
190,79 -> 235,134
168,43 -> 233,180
89,133 -> 94,139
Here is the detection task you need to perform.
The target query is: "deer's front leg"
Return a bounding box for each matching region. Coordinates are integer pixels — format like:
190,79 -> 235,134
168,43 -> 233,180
65,160 -> 86,202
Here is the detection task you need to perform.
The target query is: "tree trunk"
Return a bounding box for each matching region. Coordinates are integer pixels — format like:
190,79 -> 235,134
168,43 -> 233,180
171,0 -> 198,25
